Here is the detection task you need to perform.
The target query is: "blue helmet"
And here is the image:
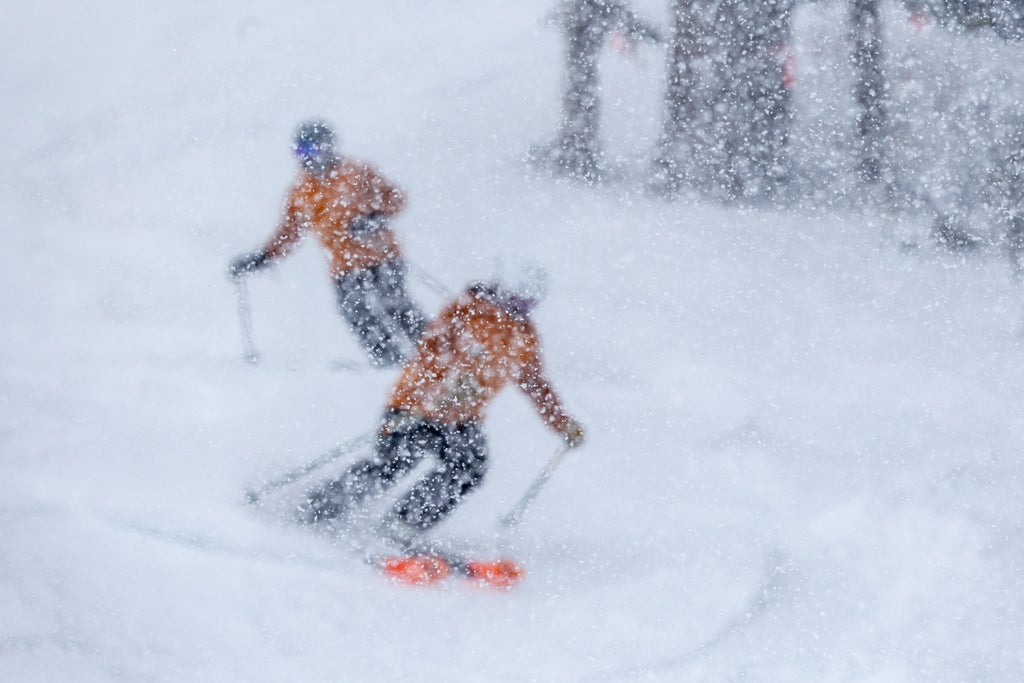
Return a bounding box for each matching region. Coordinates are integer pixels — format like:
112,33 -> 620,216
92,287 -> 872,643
292,119 -> 338,176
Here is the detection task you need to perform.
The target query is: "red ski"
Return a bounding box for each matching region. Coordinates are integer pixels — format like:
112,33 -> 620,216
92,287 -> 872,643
377,553 -> 524,589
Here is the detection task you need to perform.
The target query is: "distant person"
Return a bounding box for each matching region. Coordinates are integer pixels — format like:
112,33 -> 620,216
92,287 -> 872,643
229,119 -> 426,367
299,265 -> 586,548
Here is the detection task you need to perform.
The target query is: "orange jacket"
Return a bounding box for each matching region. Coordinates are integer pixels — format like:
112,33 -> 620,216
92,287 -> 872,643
386,286 -> 572,432
262,158 -> 406,278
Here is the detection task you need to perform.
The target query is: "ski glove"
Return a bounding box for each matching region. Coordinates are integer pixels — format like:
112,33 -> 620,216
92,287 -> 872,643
228,251 -> 270,280
562,418 -> 586,449
350,212 -> 388,237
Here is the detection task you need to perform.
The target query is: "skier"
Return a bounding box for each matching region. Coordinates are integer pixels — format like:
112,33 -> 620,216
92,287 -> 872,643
228,119 -> 427,367
300,265 -> 586,548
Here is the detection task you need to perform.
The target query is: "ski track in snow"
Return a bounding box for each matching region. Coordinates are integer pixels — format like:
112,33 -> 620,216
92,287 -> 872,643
4,1 -> 1024,681
580,547 -> 796,682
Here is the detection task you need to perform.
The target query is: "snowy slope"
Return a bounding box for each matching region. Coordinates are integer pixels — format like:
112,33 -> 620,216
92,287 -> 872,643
3,1 -> 1024,681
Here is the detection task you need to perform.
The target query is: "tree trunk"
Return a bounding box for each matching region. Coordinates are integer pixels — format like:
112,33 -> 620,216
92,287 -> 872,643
651,0 -> 705,195
654,0 -> 793,202
851,0 -> 888,185
712,0 -> 793,201
535,0 -> 658,183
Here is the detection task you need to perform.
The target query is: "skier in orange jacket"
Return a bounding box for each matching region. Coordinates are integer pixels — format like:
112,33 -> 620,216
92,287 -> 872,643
229,120 -> 426,367
300,265 -> 585,547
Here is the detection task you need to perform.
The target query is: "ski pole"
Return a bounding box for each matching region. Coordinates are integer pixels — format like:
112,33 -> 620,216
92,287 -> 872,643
499,445 -> 571,528
408,262 -> 453,299
245,431 -> 374,505
233,277 -> 260,365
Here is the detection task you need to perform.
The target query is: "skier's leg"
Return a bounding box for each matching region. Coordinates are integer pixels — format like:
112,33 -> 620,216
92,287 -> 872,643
383,423 -> 488,541
334,269 -> 403,367
372,260 -> 428,345
301,422 -> 444,524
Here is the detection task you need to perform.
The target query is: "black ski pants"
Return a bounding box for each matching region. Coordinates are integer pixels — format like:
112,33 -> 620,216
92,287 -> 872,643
334,260 -> 427,367
307,416 -> 488,532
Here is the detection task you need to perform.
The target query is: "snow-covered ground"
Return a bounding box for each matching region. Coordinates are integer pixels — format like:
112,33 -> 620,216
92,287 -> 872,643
3,1 -> 1024,681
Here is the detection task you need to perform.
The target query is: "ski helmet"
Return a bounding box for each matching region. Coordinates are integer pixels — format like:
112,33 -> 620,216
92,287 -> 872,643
496,261 -> 549,318
292,119 -> 338,176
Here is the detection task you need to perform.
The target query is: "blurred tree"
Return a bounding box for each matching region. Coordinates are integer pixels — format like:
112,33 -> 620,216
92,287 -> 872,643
991,132 -> 1024,274
903,0 -> 1024,38
887,0 -> 1023,249
533,0 -> 660,182
652,0 -> 794,202
851,0 -> 888,186
651,0 -> 712,196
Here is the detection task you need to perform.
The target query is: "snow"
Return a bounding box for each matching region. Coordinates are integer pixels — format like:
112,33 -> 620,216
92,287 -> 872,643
3,1 -> 1024,681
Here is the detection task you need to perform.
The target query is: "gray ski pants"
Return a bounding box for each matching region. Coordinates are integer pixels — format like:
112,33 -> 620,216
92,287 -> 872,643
305,415 -> 489,533
334,260 -> 427,367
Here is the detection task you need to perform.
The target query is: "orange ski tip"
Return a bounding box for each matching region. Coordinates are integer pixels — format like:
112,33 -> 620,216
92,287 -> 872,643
381,555 -> 451,585
465,559 -> 525,589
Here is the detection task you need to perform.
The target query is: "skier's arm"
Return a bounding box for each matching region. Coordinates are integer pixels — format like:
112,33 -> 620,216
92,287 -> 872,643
517,357 -> 585,448
229,187 -> 308,280
261,206 -> 305,262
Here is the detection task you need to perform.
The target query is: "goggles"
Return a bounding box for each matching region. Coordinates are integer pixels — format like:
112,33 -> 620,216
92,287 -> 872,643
294,140 -> 324,159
